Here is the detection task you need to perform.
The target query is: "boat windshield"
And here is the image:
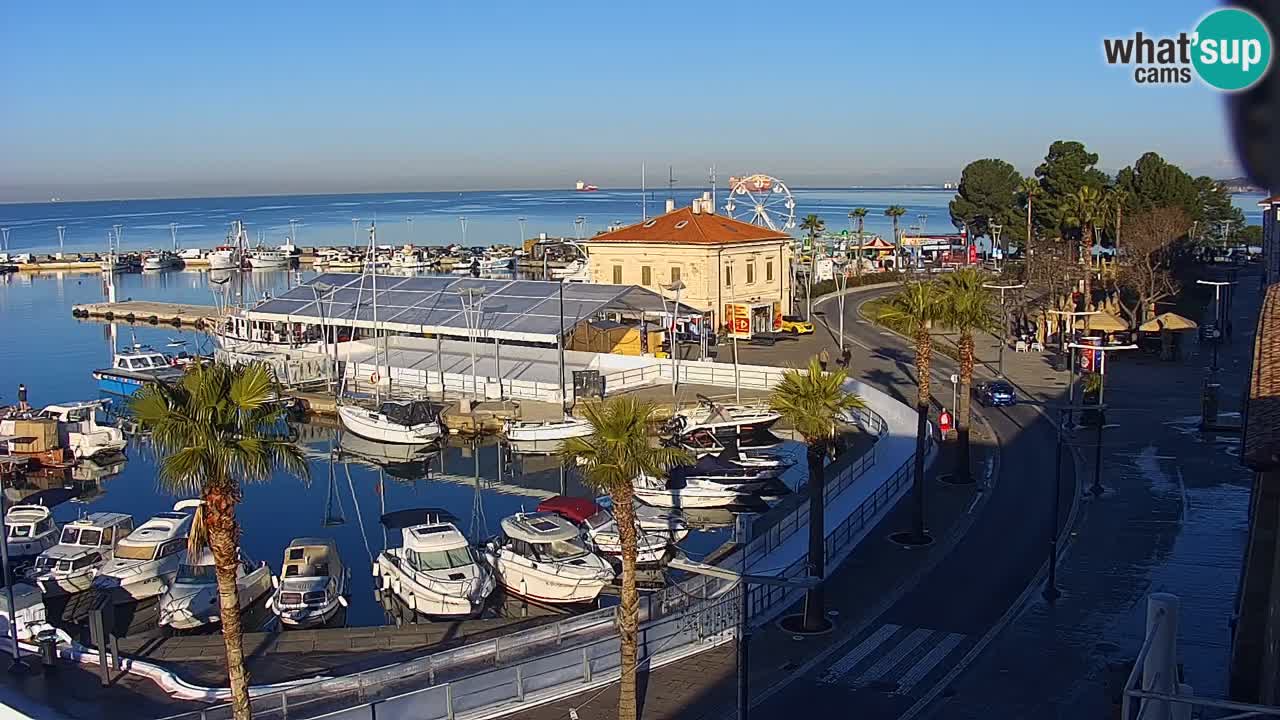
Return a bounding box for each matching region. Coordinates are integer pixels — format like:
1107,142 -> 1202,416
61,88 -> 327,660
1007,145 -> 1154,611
176,564 -> 216,584
542,538 -> 590,561
115,543 -> 158,561
584,511 -> 613,532
407,547 -> 474,572
61,527 -> 102,546
8,524 -> 33,539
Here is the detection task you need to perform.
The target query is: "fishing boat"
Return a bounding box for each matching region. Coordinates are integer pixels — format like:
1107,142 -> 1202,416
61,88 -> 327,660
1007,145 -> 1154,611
100,254 -> 129,273
92,345 -> 185,397
141,251 -> 180,271
92,500 -> 198,601
338,400 -> 443,445
632,475 -> 746,509
28,512 -> 135,597
537,497 -> 671,564
4,505 -> 59,566
247,247 -> 290,269
35,400 -> 127,460
373,509 -> 495,617
269,537 -> 350,628
665,398 -> 781,439
208,244 -> 241,270
481,513 -> 614,604
159,547 -> 273,631
503,416 -> 593,443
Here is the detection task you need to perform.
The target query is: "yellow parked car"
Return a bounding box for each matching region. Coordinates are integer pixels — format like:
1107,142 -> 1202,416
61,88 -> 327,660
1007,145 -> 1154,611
779,315 -> 815,335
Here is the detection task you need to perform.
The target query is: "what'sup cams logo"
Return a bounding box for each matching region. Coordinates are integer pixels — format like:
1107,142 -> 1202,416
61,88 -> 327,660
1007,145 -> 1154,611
1104,7 -> 1273,91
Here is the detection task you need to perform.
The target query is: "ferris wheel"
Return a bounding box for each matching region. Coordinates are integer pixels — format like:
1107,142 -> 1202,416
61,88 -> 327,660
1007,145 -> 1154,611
723,174 -> 796,232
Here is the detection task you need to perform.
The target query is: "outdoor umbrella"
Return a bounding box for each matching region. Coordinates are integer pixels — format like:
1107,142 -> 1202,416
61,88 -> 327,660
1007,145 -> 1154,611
1138,312 -> 1198,332
1074,311 -> 1128,332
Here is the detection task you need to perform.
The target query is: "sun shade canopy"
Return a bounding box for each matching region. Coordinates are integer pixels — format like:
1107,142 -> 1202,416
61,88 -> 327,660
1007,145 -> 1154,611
246,273 -> 703,344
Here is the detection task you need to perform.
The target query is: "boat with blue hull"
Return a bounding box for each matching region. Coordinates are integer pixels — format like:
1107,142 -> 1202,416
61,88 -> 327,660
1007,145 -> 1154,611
92,346 -> 185,397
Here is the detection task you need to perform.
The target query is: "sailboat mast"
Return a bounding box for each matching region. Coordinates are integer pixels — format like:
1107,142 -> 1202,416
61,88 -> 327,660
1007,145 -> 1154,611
369,222 -> 382,403
558,280 -> 567,418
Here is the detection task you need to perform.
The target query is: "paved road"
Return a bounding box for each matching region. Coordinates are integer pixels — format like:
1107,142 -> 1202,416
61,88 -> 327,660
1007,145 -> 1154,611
733,286 -> 1076,718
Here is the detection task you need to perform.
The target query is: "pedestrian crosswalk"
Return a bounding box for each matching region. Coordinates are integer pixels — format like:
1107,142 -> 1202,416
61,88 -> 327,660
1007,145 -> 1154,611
818,625 -> 970,695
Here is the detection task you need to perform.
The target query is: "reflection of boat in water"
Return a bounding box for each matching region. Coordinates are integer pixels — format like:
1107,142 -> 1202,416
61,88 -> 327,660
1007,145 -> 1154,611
373,508 -> 496,617
504,439 -> 569,457
339,432 -> 437,465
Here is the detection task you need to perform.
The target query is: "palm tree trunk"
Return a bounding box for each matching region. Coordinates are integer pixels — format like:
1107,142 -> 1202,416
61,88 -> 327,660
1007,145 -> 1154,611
801,443 -> 826,631
611,488 -> 640,720
206,488 -> 252,720
855,218 -> 865,284
912,325 -> 932,541
955,333 -> 975,483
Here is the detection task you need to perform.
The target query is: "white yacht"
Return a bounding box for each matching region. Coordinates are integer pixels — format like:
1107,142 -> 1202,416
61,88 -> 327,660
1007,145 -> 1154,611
537,497 -> 670,565
669,428 -> 784,458
389,246 -> 431,270
503,416 -> 593,443
632,475 -> 746,509
247,248 -> 290,269
35,400 -> 127,460
4,505 -> 59,565
92,500 -> 198,601
668,455 -> 779,493
159,547 -> 273,631
29,512 -> 135,597
481,512 -> 614,604
373,509 -> 495,617
338,400 -> 443,445
666,399 -> 781,440
269,538 -> 349,628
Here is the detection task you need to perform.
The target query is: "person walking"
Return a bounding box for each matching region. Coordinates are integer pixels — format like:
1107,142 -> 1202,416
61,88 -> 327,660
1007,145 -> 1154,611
819,348 -> 830,371
841,346 -> 852,368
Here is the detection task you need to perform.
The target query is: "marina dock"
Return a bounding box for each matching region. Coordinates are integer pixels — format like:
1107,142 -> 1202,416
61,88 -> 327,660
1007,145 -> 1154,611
71,300 -> 219,328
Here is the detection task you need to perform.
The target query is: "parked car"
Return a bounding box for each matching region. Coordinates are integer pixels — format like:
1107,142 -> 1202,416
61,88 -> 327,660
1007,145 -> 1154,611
975,381 -> 1017,407
778,315 -> 815,335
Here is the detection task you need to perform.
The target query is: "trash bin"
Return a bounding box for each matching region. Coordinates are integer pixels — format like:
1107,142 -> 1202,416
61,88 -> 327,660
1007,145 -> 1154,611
36,628 -> 58,668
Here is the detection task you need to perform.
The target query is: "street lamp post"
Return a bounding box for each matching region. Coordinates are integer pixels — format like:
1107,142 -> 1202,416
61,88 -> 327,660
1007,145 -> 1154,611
1196,280 -> 1234,373
664,280 -> 686,405
1067,342 -> 1136,496
351,218 -> 359,245
1048,309 -> 1100,425
833,257 -> 849,353
459,216 -> 468,246
982,282 -> 1025,377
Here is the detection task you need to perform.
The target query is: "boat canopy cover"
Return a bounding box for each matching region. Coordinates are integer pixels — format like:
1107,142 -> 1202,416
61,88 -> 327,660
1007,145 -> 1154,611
282,537 -> 341,579
501,512 -> 580,543
536,496 -> 601,525
380,400 -> 435,427
380,508 -> 459,530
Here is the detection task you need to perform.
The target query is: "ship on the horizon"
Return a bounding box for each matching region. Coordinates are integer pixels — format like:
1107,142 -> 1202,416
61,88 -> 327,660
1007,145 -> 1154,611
575,180 -> 599,192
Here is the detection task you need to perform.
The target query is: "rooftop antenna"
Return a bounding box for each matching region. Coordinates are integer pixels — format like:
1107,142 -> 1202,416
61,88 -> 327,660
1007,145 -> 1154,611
709,165 -> 717,212
642,163 -> 647,221
56,226 -> 65,254
668,166 -> 677,201
169,222 -> 178,251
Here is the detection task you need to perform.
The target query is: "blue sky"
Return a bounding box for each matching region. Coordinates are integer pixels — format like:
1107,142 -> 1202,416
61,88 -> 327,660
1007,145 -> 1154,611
0,0 -> 1247,200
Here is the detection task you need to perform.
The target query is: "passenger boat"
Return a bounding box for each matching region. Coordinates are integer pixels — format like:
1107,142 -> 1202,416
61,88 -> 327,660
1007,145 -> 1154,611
503,416 -> 593,443
28,512 -> 135,597
159,547 -> 273,631
92,500 -> 199,601
665,399 -> 781,440
338,400 -> 443,445
34,400 -> 127,460
481,513 -> 615,604
92,345 -> 185,397
373,509 -> 496,617
537,497 -> 671,564
4,505 -> 59,566
632,475 -> 746,509
269,537 -> 350,628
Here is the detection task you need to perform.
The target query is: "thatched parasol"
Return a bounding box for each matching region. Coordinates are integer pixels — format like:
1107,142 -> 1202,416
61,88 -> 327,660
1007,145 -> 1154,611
1138,312 -> 1198,332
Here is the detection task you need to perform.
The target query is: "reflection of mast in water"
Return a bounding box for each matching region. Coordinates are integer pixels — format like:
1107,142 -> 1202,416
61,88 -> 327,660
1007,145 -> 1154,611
323,444 -> 346,527
378,467 -> 388,551
469,439 -> 487,542
344,459 -> 375,565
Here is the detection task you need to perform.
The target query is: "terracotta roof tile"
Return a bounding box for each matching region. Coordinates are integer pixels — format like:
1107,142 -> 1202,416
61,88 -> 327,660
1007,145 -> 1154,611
585,207 -> 790,246
1245,283 -> 1280,470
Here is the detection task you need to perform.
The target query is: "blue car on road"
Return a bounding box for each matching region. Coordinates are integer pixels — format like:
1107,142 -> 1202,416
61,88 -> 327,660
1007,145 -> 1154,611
976,380 -> 1017,407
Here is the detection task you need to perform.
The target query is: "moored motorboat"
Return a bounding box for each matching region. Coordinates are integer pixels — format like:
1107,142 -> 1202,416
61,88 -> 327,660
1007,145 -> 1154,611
503,416 -> 593,443
595,498 -> 691,543
632,475 -> 746,509
665,399 -> 781,440
4,504 -> 59,567
481,512 -> 614,604
373,509 -> 495,617
207,244 -> 241,270
338,400 -> 443,445
36,400 -> 127,460
668,454 -> 779,492
92,500 -> 199,601
159,547 -> 273,631
92,345 -> 185,397
537,496 -> 671,564
269,537 -> 350,628
247,247 -> 290,269
667,428 -> 784,457
28,512 -> 135,597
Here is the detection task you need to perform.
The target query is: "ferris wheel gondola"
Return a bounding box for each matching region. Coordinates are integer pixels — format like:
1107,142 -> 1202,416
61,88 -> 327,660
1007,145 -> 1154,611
723,174 -> 796,232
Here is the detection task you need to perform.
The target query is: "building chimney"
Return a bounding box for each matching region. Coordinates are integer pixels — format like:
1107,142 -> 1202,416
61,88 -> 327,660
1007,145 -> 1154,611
701,192 -> 714,214
665,198 -> 676,214
691,199 -> 701,214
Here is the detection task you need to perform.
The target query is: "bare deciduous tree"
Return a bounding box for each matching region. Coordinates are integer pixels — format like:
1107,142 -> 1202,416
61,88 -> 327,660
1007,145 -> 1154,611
1113,207 -> 1188,328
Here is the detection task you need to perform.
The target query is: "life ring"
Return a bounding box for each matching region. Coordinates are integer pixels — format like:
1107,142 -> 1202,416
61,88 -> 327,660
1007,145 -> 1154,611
370,372 -> 381,384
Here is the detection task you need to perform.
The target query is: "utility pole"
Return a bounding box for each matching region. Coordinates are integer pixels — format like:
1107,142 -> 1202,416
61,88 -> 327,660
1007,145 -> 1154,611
0,227 -> 8,252
1068,342 -> 1135,495
983,282 -> 1025,377
517,217 -> 527,245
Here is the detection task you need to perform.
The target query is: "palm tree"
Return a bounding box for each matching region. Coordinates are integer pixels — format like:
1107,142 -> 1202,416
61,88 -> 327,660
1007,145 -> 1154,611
939,269 -> 999,483
769,357 -> 865,631
558,397 -> 690,720
850,207 -> 869,283
1063,186 -> 1103,307
131,362 -> 308,720
1104,186 -> 1130,264
884,206 -> 908,271
1018,178 -> 1042,281
798,214 -> 826,318
877,281 -> 945,542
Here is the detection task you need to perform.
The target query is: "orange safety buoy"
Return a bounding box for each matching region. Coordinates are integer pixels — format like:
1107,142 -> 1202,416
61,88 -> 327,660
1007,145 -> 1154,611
370,371 -> 381,384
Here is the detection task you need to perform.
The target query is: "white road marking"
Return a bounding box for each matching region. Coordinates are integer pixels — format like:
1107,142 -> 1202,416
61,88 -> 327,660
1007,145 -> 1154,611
818,624 -> 901,683
845,628 -> 933,687
893,633 -> 967,694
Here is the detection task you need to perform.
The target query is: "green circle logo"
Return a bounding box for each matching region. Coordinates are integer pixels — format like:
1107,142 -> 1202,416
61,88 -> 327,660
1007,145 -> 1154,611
1192,8 -> 1273,91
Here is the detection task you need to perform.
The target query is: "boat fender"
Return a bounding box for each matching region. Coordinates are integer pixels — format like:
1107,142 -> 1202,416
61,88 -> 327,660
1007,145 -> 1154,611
125,313 -> 135,322
271,576 -> 279,589
104,312 -> 114,320
370,372 -> 380,384
371,562 -> 380,578
337,595 -> 349,608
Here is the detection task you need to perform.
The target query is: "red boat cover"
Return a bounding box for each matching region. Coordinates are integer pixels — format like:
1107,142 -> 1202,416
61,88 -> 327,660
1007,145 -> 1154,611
536,496 -> 601,524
